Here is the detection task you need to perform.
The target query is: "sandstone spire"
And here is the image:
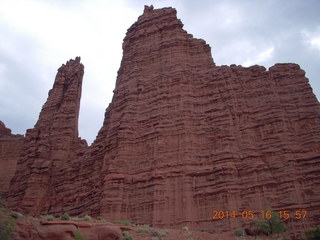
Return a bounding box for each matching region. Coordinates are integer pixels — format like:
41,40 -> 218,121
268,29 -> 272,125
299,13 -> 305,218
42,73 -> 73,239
7,57 -> 85,215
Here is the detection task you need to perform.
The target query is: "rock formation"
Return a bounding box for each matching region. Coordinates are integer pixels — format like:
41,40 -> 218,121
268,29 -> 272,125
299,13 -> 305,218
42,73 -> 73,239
7,57 -> 87,215
0,121 -> 24,196
2,5 -> 320,237
0,121 -> 12,136
14,218 -> 123,240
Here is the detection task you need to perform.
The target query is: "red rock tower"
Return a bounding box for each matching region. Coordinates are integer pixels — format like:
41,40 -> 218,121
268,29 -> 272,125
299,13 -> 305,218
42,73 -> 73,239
92,6 -> 320,233
7,57 -> 87,215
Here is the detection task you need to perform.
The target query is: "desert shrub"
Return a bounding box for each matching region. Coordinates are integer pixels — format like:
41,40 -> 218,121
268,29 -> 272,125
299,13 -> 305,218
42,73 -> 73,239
120,220 -> 132,226
96,216 -> 104,221
151,229 -> 168,239
60,213 -> 70,220
123,230 -> 132,240
42,214 -> 55,221
137,225 -> 151,233
305,225 -> 320,240
151,229 -> 159,236
200,228 -> 205,232
182,226 -> 189,231
83,215 -> 92,221
254,210 -> 287,235
184,231 -> 193,238
73,229 -> 89,240
234,228 -> 246,237
159,231 -> 168,237
0,195 -> 6,203
0,206 -> 15,240
10,211 -> 23,219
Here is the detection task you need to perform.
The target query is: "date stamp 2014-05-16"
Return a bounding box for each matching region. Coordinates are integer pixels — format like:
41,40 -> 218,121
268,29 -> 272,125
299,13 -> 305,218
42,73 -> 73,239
212,210 -> 307,220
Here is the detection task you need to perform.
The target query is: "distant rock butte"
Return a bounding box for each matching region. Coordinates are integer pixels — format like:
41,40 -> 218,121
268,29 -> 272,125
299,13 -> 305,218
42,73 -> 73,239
2,6 -> 320,236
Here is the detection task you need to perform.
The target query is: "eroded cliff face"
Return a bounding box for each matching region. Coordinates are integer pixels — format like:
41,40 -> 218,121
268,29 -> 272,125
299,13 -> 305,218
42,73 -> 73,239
0,121 -> 24,196
3,5 -> 320,236
92,6 -> 320,233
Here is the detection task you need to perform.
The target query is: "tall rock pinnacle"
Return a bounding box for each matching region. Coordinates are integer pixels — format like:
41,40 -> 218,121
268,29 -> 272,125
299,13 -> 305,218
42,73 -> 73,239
37,56 -> 83,139
7,57 -> 85,215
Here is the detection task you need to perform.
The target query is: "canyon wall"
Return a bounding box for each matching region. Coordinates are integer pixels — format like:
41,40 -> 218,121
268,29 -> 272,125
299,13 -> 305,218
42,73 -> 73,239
2,5 -> 320,236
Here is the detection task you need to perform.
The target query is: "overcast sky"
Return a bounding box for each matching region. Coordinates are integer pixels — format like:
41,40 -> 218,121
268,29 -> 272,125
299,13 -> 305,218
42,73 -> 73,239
0,0 -> 319,144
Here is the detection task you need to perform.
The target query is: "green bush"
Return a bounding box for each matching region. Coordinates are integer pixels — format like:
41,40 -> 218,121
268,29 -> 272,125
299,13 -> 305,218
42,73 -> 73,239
123,231 -> 132,240
83,215 -> 92,221
60,213 -> 70,220
0,206 -> 15,240
254,210 -> 287,235
234,228 -> 245,237
160,231 -> 168,237
96,216 -> 105,221
43,214 -> 55,221
73,229 -> 89,240
120,220 -> 132,226
305,225 -> 320,240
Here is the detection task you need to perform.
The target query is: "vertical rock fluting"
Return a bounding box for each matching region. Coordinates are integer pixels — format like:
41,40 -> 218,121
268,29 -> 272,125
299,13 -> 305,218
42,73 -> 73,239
0,121 -> 24,196
7,57 -> 87,215
4,5 -> 320,236
92,6 -> 320,234
94,6 -> 216,223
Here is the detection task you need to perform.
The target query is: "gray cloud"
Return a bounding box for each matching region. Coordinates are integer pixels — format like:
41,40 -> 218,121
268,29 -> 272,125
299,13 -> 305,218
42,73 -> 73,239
175,0 -> 320,99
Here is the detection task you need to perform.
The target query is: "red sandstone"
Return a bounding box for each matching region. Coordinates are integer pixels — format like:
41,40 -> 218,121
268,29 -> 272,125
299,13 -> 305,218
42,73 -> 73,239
0,5 -> 319,238
0,121 -> 24,195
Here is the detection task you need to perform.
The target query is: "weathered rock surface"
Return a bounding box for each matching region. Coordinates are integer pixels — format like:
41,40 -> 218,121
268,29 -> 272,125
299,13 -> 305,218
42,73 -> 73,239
14,218 -> 123,240
3,5 -> 320,237
91,6 -> 320,235
0,121 -> 24,195
0,121 -> 12,136
7,57 -> 87,215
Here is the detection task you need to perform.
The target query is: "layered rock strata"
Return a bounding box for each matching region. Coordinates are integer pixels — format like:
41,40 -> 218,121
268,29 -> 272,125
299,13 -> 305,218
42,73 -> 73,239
7,57 -> 88,215
14,218 -> 123,240
4,5 -> 320,236
93,7 -> 320,234
0,121 -> 24,195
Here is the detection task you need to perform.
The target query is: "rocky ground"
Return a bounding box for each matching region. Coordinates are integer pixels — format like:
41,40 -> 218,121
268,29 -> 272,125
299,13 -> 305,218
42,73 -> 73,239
10,215 -> 291,240
0,198 -> 303,240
